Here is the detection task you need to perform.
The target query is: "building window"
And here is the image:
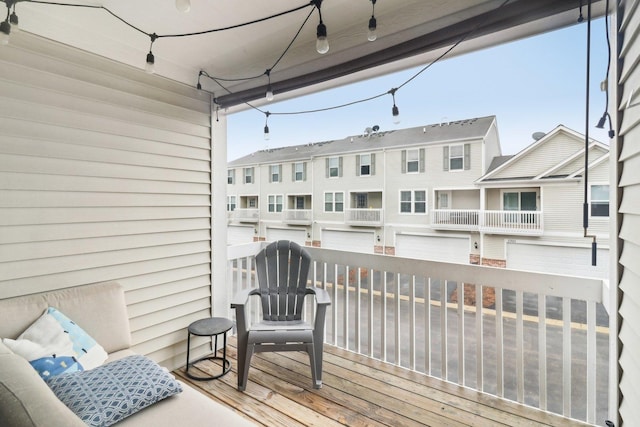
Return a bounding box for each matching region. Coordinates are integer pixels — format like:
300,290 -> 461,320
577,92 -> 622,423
295,196 -> 305,209
326,157 -> 342,178
590,185 -> 609,217
226,195 -> 236,211
444,144 -> 470,171
324,192 -> 344,212
402,148 -> 424,173
355,193 -> 368,209
503,191 -> 536,211
269,164 -> 282,183
293,162 -> 305,182
400,190 -> 427,213
227,169 -> 235,185
248,197 -> 257,208
243,167 -> 253,184
268,195 -> 283,213
357,153 -> 375,176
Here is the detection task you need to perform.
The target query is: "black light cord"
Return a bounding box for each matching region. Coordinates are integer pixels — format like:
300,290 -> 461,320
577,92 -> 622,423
20,0 -> 314,41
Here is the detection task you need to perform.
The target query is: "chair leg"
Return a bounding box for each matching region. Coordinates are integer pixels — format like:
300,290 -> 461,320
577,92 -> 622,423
312,339 -> 323,389
307,341 -> 321,389
238,342 -> 254,391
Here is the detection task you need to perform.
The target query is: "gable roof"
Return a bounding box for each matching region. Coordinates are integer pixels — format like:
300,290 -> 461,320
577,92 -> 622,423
477,124 -> 609,184
229,116 -> 496,167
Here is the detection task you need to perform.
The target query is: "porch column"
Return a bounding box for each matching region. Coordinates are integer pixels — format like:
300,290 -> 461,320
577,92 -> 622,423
211,106 -> 230,317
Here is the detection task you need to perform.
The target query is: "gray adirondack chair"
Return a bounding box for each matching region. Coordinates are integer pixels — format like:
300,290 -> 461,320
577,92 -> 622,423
231,240 -> 331,391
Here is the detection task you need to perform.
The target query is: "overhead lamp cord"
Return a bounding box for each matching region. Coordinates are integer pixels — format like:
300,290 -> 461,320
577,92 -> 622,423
582,0 -> 597,266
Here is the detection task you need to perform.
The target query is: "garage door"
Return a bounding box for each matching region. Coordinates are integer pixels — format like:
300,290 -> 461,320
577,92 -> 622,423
507,242 -> 609,279
266,227 -> 306,245
322,230 -> 374,254
395,234 -> 469,263
227,226 -> 254,245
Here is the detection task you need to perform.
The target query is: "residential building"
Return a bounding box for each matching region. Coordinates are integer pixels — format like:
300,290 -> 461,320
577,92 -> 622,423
228,118 -> 609,278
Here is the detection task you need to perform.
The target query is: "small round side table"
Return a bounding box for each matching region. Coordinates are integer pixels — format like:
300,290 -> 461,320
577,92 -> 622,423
185,317 -> 233,381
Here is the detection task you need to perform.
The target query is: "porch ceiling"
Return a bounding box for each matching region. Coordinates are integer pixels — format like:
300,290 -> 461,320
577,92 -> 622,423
11,0 -> 604,110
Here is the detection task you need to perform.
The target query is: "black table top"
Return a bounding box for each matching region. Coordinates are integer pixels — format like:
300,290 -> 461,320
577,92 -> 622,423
188,317 -> 233,336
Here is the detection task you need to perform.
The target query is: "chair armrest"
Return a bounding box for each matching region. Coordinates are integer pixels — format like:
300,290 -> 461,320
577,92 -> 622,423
230,288 -> 260,308
306,287 -> 331,305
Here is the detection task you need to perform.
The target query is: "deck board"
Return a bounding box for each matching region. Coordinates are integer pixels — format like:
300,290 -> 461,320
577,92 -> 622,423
174,337 -> 591,427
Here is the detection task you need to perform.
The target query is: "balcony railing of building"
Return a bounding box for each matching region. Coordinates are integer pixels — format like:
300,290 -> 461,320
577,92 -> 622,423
431,209 -> 544,235
345,208 -> 383,226
482,210 -> 544,235
282,209 -> 312,225
230,208 -> 259,223
228,242 -> 609,424
431,209 -> 480,231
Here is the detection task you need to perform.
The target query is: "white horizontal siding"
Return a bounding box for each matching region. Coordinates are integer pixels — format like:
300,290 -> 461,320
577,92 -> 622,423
0,33 -> 212,370
618,1 -> 640,424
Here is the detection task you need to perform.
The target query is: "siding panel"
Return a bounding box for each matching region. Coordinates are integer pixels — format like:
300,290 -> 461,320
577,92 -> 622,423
617,2 -> 640,425
0,34 -> 212,370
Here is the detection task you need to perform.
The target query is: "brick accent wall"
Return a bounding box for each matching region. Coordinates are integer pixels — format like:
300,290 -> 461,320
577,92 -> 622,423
384,246 -> 395,256
481,258 -> 506,268
311,240 -> 321,247
470,254 -> 480,265
374,245 -> 384,254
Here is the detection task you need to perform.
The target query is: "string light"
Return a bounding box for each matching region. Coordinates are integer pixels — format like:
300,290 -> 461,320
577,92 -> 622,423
175,0 -> 190,13
313,0 -> 329,54
196,70 -> 203,90
145,33 -> 157,74
367,0 -> 377,42
264,112 -> 271,140
265,69 -> 274,101
389,88 -> 400,124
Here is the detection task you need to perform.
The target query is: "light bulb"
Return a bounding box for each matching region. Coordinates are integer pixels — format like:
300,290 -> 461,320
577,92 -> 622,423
368,17 -> 377,41
316,23 -> 329,54
392,105 -> 401,124
264,125 -> 270,140
175,0 -> 191,13
0,21 -> 11,45
266,85 -> 274,101
145,52 -> 155,74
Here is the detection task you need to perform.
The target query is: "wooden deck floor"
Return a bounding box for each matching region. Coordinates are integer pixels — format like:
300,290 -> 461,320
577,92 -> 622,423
174,337 -> 590,427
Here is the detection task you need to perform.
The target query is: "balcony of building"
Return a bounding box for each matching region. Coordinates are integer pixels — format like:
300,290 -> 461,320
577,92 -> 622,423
230,208 -> 259,223
431,189 -> 480,231
283,195 -> 313,225
225,243 -> 609,426
345,191 -> 383,226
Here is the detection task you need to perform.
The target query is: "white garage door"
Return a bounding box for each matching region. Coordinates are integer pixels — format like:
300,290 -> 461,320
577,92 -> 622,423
395,234 -> 469,263
266,227 -> 306,245
322,230 -> 374,254
227,226 -> 254,245
507,242 -> 609,279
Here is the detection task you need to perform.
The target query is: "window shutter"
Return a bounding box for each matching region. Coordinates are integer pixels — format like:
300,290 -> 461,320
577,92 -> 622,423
269,166 -> 273,183
443,146 -> 449,171
401,150 -> 407,174
292,164 -> 296,182
419,148 -> 425,173
371,153 -> 376,175
464,144 -> 471,170
278,164 -> 282,182
303,162 -> 307,181
325,158 -> 329,178
338,157 -> 343,177
356,155 -> 361,176
232,169 -> 235,184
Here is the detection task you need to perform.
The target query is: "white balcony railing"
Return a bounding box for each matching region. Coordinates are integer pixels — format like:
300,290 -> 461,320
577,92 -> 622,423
344,208 -> 383,226
282,209 -> 312,225
228,243 -> 608,424
481,210 -> 543,235
431,209 -> 480,230
231,208 -> 259,223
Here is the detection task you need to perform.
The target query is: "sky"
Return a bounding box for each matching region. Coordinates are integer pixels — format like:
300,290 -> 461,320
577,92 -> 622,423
227,17 -> 610,161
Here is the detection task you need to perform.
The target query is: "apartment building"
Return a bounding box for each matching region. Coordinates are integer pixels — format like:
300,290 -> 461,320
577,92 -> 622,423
227,116 -> 609,279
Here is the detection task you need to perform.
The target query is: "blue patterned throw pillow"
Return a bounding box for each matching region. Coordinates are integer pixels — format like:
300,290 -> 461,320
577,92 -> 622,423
46,355 -> 182,427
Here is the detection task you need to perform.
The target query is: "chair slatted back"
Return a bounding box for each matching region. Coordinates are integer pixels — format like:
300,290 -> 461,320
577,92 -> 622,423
255,240 -> 311,321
